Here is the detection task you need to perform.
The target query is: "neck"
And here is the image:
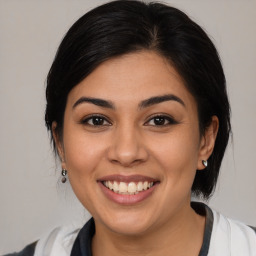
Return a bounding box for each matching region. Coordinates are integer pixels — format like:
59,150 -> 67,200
92,203 -> 206,256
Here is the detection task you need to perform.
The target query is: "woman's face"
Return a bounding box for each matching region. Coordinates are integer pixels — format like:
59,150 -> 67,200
56,51 -> 215,235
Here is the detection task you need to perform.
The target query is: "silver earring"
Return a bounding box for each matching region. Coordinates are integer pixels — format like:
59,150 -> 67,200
202,160 -> 208,167
61,169 -> 68,183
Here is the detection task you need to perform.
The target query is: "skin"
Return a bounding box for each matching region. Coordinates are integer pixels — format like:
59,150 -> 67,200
53,51 -> 218,256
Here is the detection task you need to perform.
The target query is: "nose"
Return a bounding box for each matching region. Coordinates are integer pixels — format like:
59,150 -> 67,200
107,125 -> 149,167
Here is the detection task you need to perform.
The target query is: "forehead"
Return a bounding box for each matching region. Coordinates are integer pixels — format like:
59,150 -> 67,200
67,51 -> 196,109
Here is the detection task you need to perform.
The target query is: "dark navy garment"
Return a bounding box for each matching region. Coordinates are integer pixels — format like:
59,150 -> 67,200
70,218 -> 95,256
3,242 -> 37,256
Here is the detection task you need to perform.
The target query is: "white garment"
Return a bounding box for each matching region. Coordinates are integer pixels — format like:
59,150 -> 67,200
34,208 -> 256,256
34,225 -> 79,256
208,210 -> 256,255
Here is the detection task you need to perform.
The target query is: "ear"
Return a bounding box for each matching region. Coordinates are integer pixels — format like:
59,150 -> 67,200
197,116 -> 219,170
52,121 -> 66,168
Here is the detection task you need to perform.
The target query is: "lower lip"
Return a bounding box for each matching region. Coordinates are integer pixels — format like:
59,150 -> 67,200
98,182 -> 158,205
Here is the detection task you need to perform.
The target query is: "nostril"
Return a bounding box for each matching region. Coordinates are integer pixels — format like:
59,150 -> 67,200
110,158 -> 144,167
107,143 -> 149,167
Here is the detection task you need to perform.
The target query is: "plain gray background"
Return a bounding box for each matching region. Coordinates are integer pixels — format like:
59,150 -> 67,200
0,0 -> 255,254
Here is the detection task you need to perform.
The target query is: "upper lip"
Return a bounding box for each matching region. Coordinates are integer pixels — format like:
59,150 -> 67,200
97,174 -> 158,183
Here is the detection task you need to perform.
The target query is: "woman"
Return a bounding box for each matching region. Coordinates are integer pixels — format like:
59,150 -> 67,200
6,0 -> 255,255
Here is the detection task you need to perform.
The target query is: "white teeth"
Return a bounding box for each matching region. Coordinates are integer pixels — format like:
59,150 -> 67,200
137,182 -> 143,191
113,181 -> 119,192
127,182 -> 136,193
103,180 -> 154,194
109,181 -> 113,190
119,182 -> 128,193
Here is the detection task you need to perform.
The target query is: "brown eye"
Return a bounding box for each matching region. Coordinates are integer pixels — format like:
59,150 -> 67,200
145,115 -> 178,126
153,117 -> 166,125
82,115 -> 111,126
90,117 -> 104,125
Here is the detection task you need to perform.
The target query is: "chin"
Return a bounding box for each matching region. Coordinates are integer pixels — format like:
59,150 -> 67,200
97,210 -> 157,236
109,221 -> 153,236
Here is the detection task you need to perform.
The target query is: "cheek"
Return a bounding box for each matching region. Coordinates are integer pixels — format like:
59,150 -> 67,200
62,129 -> 108,212
62,126 -> 106,179
150,127 -> 200,181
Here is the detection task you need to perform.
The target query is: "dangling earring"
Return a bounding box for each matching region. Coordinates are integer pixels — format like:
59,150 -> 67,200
61,169 -> 68,183
202,160 -> 208,168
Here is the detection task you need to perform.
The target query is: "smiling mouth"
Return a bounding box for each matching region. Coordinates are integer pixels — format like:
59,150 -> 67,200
102,181 -> 156,195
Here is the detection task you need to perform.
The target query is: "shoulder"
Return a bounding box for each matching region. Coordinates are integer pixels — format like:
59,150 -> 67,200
4,224 -> 81,256
33,224 -> 81,256
3,242 -> 37,256
209,208 -> 256,255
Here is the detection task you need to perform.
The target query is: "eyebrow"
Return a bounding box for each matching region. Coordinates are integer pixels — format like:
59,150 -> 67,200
139,94 -> 185,109
72,94 -> 185,110
73,97 -> 115,109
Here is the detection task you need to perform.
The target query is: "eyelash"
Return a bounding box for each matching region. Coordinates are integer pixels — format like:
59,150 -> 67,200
81,114 -> 177,127
81,114 -> 112,126
145,114 -> 178,126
